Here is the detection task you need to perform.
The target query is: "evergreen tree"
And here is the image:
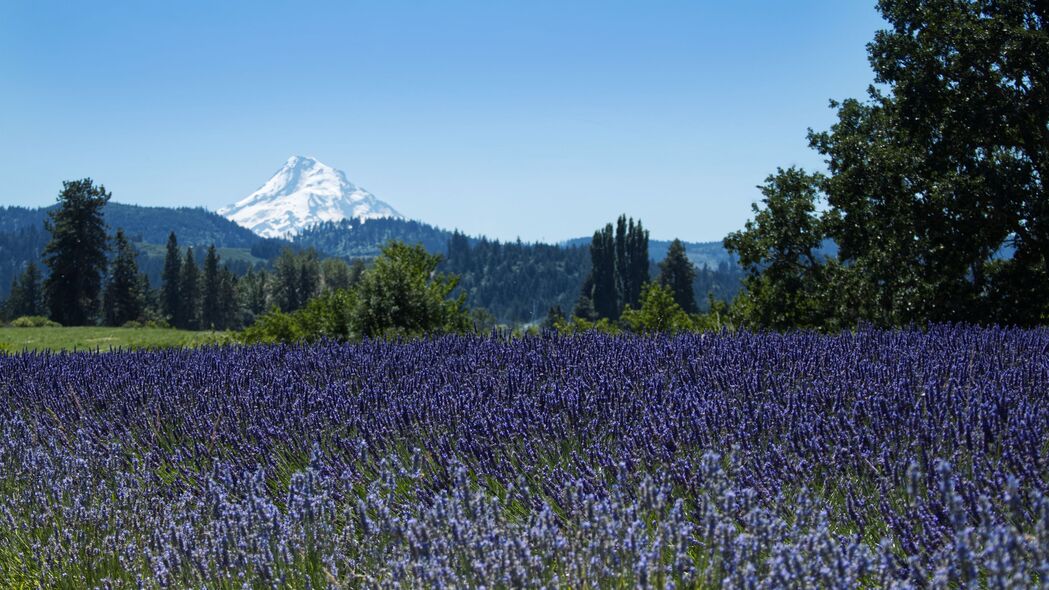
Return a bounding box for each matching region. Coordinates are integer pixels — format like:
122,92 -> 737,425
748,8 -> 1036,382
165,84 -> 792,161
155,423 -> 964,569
298,249 -> 320,305
219,267 -> 240,330
274,248 -> 300,312
201,245 -> 221,329
658,239 -> 698,313
103,229 -> 144,326
180,247 -> 200,330
5,262 -> 43,319
161,232 -> 181,325
42,179 -> 111,325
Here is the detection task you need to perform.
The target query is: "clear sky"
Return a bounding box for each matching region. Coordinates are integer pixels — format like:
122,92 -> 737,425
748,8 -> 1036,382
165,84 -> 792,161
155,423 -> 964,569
0,1 -> 884,243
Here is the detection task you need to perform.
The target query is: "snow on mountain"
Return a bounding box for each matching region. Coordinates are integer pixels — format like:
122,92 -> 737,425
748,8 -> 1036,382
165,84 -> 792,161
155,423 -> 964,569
218,156 -> 402,238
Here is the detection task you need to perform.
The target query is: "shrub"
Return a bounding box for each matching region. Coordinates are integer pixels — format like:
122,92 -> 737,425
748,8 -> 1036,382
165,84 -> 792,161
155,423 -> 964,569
9,316 -> 60,328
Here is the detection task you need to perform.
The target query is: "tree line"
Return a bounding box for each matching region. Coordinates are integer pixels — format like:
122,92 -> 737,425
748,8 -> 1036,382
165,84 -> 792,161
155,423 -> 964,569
0,179 -> 364,330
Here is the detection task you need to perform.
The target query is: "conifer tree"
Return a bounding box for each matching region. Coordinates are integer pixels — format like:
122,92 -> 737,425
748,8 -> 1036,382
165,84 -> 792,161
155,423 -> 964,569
42,179 -> 111,325
161,232 -> 182,325
103,229 -> 144,326
180,247 -> 200,330
5,262 -> 43,319
201,245 -> 221,329
658,239 -> 698,313
219,267 -> 239,330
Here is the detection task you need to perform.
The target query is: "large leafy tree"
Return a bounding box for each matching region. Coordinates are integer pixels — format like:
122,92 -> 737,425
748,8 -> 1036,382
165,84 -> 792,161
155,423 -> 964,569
103,229 -> 144,326
724,168 -> 832,330
43,179 -> 111,325
353,241 -> 469,338
728,0 -> 1049,328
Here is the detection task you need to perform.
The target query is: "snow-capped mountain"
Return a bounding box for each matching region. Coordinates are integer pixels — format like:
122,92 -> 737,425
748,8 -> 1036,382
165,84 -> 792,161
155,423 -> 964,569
219,156 -> 402,238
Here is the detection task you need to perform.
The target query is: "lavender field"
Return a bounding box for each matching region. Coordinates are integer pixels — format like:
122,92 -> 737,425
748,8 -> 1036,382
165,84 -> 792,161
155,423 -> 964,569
1,327 -> 1048,588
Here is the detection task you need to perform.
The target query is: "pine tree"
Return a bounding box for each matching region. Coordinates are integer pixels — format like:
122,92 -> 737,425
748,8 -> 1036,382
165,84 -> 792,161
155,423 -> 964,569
42,179 -> 111,325
161,232 -> 182,325
274,248 -> 300,312
180,247 -> 200,330
103,229 -> 144,326
658,239 -> 698,313
219,267 -> 239,330
201,245 -> 221,329
5,262 -> 43,319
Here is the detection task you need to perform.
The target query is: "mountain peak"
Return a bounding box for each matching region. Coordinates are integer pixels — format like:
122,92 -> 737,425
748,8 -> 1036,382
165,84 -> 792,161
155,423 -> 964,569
219,157 -> 402,238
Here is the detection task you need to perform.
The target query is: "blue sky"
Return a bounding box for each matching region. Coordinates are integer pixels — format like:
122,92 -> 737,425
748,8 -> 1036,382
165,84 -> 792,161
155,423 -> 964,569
0,1 -> 884,243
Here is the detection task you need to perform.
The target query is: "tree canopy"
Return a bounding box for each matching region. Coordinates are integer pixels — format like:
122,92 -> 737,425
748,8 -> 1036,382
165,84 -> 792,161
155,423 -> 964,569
726,0 -> 1049,329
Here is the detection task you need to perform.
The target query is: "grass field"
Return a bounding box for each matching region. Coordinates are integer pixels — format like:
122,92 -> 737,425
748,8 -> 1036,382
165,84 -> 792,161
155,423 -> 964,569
0,326 -> 230,352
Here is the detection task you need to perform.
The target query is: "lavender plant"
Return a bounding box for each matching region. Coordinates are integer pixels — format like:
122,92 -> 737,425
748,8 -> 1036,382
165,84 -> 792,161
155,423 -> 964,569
1,327 -> 1047,587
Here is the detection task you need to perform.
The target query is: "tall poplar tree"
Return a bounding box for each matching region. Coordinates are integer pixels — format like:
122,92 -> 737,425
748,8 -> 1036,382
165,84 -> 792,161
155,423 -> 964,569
588,224 -> 618,319
42,179 -> 111,325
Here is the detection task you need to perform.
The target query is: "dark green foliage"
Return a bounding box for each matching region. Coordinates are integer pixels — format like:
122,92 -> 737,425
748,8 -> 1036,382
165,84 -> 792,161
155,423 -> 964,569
272,248 -> 321,313
543,305 -> 566,330
242,241 -> 470,342
295,217 -> 453,259
658,239 -> 698,313
589,224 -> 619,320
728,0 -> 1049,328
161,233 -> 181,324
239,269 -> 270,320
618,216 -> 649,310
4,263 -> 43,320
724,168 -> 831,330
219,268 -> 240,331
583,216 -> 650,320
442,232 -> 591,324
103,229 -> 145,326
201,245 -> 221,330
43,179 -> 111,326
180,248 -> 200,330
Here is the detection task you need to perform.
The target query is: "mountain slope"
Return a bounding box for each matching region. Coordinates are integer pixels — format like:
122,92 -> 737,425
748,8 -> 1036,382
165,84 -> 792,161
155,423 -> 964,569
220,156 -> 401,238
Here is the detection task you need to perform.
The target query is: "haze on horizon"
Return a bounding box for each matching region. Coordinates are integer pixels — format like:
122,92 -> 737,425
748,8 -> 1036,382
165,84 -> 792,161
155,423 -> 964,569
0,1 -> 884,243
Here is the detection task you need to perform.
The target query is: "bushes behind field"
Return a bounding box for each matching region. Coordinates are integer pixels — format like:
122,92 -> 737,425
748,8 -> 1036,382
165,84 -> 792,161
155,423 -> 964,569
9,316 -> 60,328
241,242 -> 469,343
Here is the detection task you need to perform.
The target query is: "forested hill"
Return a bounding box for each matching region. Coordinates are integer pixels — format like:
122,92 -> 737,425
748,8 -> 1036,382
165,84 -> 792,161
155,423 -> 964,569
294,218 -> 457,258
0,203 -> 281,300
0,203 -> 266,247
